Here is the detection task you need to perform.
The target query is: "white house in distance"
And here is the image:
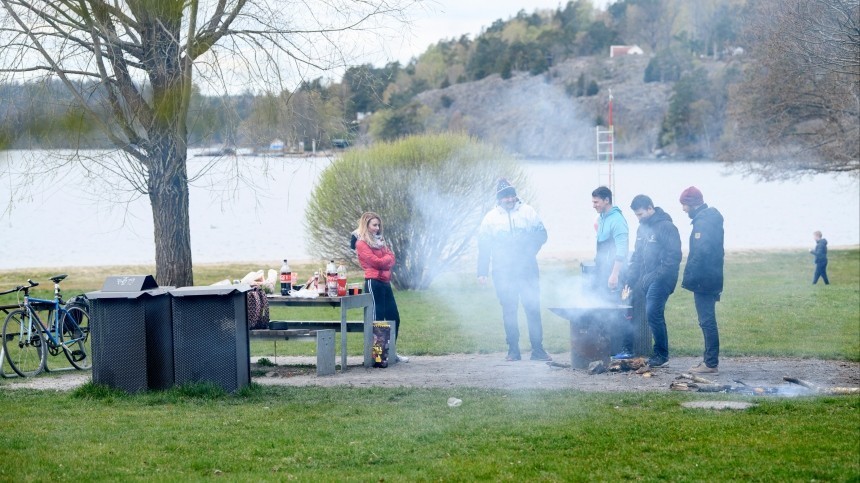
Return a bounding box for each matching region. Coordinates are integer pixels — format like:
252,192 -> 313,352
609,45 -> 644,58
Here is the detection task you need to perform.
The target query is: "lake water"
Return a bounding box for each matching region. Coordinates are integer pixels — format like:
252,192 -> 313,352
0,150 -> 857,270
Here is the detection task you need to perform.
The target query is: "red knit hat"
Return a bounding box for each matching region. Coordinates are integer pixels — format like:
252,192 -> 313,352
679,186 -> 704,206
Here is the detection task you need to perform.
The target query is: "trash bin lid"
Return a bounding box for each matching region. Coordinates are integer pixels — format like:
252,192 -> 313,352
169,284 -> 252,297
101,275 -> 158,292
87,287 -> 173,300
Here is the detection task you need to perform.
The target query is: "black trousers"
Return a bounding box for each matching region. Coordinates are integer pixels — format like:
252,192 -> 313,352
813,262 -> 830,285
366,278 -> 401,340
492,272 -> 544,355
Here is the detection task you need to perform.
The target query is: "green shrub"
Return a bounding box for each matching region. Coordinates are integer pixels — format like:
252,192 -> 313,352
305,133 -> 525,289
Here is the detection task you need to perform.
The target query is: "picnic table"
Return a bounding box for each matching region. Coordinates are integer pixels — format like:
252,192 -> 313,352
254,293 -> 394,373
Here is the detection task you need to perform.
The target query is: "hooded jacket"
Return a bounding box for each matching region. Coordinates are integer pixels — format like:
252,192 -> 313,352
626,207 -> 682,293
811,238 -> 828,264
477,200 -> 547,278
681,204 -> 724,295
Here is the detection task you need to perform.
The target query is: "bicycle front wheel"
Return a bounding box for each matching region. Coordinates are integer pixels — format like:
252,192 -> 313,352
60,307 -> 92,370
2,309 -> 47,377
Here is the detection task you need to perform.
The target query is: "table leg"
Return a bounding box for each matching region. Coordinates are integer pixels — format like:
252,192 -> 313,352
363,300 -> 373,367
340,303 -> 348,370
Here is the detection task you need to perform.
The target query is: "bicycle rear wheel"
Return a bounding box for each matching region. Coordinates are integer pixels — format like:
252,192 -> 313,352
60,306 -> 92,370
2,309 -> 47,377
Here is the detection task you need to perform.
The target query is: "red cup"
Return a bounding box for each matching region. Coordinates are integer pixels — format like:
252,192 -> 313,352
337,278 -> 347,296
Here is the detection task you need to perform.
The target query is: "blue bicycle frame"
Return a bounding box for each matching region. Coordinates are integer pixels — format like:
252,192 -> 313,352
2,276 -> 90,377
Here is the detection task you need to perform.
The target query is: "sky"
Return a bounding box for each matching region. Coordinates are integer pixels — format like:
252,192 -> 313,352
382,0 -> 613,65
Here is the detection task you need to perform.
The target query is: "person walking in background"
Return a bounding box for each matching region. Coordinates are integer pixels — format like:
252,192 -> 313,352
624,195 -> 682,368
810,231 -> 830,285
679,186 -> 724,374
591,186 -> 631,358
478,178 -> 552,362
354,212 -> 409,363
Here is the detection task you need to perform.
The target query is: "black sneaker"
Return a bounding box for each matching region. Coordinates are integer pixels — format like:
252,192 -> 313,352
530,351 -> 553,362
647,356 -> 668,368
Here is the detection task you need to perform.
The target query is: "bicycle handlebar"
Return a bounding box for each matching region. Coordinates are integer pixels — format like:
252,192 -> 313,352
0,279 -> 39,296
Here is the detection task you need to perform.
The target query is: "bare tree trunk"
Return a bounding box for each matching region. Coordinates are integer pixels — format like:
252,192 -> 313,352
150,153 -> 193,288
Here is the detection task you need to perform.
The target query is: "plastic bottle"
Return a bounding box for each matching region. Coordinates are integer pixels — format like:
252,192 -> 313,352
313,271 -> 321,294
337,264 -> 347,296
279,259 -> 292,296
326,260 -> 338,297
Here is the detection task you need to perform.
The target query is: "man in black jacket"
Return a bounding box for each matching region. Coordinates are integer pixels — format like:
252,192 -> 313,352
679,186 -> 724,374
625,195 -> 682,368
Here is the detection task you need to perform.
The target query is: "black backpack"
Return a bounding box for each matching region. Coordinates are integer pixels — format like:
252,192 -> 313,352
64,294 -> 91,332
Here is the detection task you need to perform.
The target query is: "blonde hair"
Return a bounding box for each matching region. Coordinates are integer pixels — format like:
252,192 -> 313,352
357,212 -> 383,246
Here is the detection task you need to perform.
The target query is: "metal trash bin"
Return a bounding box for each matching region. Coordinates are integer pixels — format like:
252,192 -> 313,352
169,285 -> 252,393
87,275 -> 174,393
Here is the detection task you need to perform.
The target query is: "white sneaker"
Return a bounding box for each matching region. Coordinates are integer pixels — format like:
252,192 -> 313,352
395,353 -> 410,363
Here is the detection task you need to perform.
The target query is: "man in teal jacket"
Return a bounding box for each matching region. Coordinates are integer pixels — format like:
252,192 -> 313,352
591,186 -> 631,357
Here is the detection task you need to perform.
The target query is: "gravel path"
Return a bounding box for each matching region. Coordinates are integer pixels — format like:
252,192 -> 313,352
3,354 -> 858,393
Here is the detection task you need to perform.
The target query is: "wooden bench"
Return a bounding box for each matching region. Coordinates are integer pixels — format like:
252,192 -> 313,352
254,293 -> 395,375
265,320 -> 366,333
249,319 -> 396,376
249,321 -> 362,376
249,326 -> 339,376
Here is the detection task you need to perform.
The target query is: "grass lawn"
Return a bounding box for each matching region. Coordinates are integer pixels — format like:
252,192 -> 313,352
0,249 -> 858,480
1,249 -> 858,360
0,384 -> 858,481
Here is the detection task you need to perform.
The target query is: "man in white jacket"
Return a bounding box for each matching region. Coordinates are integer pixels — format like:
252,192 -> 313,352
477,178 -> 551,362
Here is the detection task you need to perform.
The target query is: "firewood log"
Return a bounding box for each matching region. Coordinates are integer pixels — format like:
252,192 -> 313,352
670,381 -> 697,391
783,376 -> 821,391
694,383 -> 732,392
824,387 -> 860,395
680,373 -> 717,385
783,377 -> 859,395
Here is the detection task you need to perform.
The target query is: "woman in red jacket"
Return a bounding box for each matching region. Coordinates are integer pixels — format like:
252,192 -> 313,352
355,212 -> 408,363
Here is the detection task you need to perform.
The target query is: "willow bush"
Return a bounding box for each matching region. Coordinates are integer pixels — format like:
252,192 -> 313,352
305,133 -> 526,290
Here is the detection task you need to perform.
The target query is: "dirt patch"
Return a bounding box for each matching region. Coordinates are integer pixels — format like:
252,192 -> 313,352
253,354 -> 860,392
5,354 -> 857,394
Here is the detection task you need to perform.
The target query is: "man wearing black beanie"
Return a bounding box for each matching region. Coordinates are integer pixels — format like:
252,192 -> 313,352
477,178 -> 552,362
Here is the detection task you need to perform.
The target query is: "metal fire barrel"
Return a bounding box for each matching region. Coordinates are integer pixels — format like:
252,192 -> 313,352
549,306 -> 632,369
629,287 -> 652,357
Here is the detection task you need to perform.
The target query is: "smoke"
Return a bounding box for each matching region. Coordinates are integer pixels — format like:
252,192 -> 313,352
421,72 -> 597,159
485,78 -> 596,159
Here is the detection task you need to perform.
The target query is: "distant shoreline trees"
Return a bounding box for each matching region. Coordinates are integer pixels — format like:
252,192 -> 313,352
2,0 -> 855,180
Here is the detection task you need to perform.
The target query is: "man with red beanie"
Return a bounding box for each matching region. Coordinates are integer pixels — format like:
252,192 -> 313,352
679,186 -> 724,374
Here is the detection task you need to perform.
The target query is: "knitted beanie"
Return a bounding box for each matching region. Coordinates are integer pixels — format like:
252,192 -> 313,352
679,186 -> 704,206
496,178 -> 517,199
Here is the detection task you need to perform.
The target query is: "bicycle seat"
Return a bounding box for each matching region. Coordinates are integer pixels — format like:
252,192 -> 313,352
49,274 -> 68,284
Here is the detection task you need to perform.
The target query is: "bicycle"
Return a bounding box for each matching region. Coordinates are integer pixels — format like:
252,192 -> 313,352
1,274 -> 91,377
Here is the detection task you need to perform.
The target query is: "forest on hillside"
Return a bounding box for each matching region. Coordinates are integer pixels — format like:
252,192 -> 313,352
2,0 -> 857,174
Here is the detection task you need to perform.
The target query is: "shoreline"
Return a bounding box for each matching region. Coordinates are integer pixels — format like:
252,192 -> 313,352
1,245 -> 857,273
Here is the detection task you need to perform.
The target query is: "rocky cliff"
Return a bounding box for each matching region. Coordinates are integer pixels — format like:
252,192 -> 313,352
414,55 -> 672,159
